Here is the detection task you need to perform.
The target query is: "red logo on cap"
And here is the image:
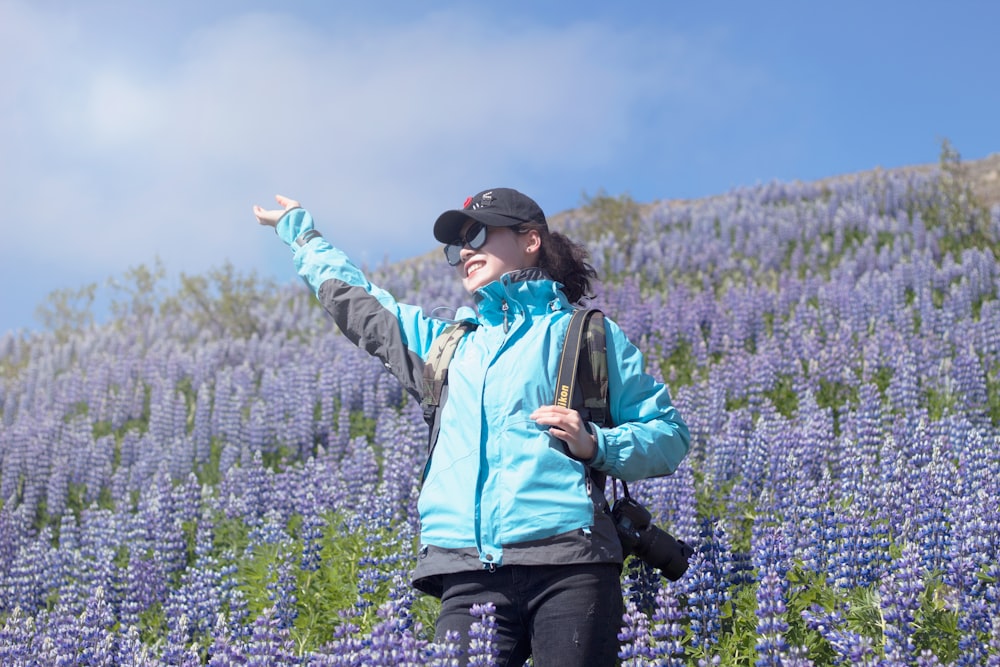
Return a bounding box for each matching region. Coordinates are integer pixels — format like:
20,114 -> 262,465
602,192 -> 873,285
463,196 -> 473,209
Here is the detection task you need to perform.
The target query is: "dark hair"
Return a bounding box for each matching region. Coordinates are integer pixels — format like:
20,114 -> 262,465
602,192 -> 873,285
517,222 -> 598,304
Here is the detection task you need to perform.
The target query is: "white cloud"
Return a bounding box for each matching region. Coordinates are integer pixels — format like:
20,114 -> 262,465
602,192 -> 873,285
0,2 -> 769,302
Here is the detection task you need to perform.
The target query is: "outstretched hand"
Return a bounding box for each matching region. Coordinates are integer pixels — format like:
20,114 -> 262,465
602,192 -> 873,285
253,194 -> 300,227
531,405 -> 597,460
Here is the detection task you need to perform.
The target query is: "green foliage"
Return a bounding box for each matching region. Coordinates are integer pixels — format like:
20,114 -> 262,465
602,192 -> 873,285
578,190 -> 644,269
196,438 -> 226,487
36,282 -> 97,342
349,410 -> 378,443
912,578 -> 962,662
218,509 -> 422,654
925,386 -> 955,421
715,584 -> 761,665
988,370 -> 1000,426
0,340 -> 31,381
764,374 -> 799,418
871,366 -> 894,398
161,262 -> 279,340
926,139 -> 996,260
34,260 -> 283,346
660,338 -> 700,388
784,567 -> 840,664
107,257 -> 168,322
815,379 -> 857,436
261,446 -> 296,472
579,190 -> 641,242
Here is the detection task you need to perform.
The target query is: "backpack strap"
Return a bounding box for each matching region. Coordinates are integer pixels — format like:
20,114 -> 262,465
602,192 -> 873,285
420,321 -> 476,482
421,321 -> 476,428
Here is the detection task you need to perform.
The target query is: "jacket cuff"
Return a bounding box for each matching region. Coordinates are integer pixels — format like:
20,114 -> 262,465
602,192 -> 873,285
583,422 -> 607,468
274,207 -> 314,247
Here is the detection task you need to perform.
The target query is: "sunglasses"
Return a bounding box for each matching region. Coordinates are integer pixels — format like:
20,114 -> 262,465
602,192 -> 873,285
444,221 -> 489,266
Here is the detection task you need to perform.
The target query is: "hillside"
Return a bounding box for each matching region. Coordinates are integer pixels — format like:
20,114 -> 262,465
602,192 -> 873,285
0,152 -> 999,665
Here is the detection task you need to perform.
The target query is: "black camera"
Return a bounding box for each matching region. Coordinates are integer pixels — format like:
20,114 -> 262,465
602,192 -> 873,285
612,496 -> 693,581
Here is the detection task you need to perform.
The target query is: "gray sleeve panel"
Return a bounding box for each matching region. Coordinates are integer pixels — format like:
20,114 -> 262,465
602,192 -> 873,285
317,278 -> 426,402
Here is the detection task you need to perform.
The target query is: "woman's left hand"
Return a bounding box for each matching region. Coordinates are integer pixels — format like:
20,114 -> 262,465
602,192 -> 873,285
531,405 -> 596,460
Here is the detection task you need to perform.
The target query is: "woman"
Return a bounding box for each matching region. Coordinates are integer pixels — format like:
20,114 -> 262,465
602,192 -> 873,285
254,187 -> 689,666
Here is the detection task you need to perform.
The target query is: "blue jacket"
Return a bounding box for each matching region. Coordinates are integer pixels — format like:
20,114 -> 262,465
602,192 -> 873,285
276,208 -> 690,595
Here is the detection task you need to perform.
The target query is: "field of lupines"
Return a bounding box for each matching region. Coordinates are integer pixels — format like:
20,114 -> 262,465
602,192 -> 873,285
2,155 -> 1000,665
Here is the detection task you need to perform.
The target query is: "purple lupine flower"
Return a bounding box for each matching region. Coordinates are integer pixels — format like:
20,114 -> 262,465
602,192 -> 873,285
839,383 -> 883,504
136,471 -> 189,578
879,542 -> 923,665
166,555 -> 225,642
782,475 -> 832,578
802,606 -> 878,666
951,343 -> 989,425
649,581 -> 686,666
4,525 -> 52,616
73,508 -> 122,614
753,527 -> 790,667
161,614 -> 201,667
44,451 -> 72,520
362,583 -> 427,667
424,629 -> 463,667
172,471 -> 203,527
987,615 -> 1000,667
775,645 -> 815,667
638,459 -> 698,546
874,419 -> 914,540
952,559 -> 998,667
247,397 -> 273,457
221,575 -> 253,646
916,649 -> 944,666
245,606 -> 300,666
467,602 -> 499,667
206,613 -> 247,667
76,586 -> 117,667
298,503 -> 326,574
191,383 -> 214,465
912,483 -> 952,576
828,502 -> 882,592
682,521 -> 732,652
267,548 -> 300,631
34,605 -> 83,665
0,607 -> 36,666
314,614 -> 366,666
618,597 -> 655,665
119,549 -> 168,629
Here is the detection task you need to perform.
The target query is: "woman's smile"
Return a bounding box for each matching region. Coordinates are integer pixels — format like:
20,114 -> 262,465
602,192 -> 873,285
464,259 -> 487,277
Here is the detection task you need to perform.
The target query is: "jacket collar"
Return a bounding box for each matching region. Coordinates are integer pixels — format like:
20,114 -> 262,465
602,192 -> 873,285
473,268 -> 570,325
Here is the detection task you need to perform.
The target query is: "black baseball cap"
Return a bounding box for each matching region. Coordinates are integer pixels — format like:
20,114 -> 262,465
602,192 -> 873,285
433,188 -> 548,243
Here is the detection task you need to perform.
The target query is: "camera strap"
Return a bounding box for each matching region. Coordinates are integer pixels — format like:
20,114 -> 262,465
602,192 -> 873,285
554,308 -> 611,492
557,310 -> 694,581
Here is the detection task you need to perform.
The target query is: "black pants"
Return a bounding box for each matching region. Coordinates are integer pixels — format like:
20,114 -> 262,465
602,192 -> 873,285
434,563 -> 623,667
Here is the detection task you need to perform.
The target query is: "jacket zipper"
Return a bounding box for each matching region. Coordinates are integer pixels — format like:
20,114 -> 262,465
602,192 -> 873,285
501,299 -> 510,333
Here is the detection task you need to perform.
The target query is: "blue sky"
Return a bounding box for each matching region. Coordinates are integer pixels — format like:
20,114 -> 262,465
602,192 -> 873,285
2,0 -> 998,335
